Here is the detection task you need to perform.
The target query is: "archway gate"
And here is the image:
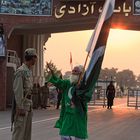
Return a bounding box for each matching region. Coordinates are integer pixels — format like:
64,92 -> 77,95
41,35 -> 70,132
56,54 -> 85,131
0,0 -> 140,110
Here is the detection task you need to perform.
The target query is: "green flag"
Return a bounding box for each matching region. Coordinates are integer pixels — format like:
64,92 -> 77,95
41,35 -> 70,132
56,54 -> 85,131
81,0 -> 115,92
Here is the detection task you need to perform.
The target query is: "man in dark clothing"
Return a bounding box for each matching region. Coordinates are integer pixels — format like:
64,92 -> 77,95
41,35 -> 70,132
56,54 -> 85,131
106,81 -> 115,109
56,74 -> 63,109
56,88 -> 62,109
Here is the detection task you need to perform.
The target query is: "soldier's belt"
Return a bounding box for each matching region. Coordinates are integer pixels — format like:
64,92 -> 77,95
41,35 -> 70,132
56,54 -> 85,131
26,95 -> 32,99
24,93 -> 32,99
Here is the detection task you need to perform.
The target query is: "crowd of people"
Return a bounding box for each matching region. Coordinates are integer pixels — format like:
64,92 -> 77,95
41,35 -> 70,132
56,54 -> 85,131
32,82 -> 62,110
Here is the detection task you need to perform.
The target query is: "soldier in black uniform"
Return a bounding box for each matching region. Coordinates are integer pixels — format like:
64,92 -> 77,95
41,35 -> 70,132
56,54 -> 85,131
106,81 -> 115,109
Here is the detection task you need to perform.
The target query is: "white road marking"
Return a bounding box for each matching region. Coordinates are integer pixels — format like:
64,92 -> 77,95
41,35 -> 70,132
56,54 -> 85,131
32,117 -> 59,124
0,103 -> 129,131
0,126 -> 11,131
0,117 -> 59,131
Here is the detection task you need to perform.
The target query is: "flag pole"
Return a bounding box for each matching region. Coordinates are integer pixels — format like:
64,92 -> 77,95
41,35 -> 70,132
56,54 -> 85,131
77,52 -> 89,86
70,63 -> 73,71
70,52 -> 73,71
77,0 -> 115,86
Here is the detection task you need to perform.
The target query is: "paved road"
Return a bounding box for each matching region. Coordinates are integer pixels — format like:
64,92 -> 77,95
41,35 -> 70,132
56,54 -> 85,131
0,97 -> 140,140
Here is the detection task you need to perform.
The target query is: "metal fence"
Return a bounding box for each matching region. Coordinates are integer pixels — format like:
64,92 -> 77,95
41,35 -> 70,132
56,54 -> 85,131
127,89 -> 140,109
89,89 -> 107,107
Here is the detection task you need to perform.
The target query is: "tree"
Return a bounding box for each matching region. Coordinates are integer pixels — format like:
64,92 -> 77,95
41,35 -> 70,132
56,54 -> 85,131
99,67 -> 137,89
116,69 -> 136,88
44,61 -> 61,81
136,74 -> 140,88
99,67 -> 118,81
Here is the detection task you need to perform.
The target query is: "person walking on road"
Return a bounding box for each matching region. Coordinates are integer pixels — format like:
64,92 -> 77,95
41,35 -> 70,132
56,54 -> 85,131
106,81 -> 115,109
11,48 -> 37,140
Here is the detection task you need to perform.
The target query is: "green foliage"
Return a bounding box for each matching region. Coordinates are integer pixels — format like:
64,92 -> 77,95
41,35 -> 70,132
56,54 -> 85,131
99,67 -> 136,88
44,61 -> 62,81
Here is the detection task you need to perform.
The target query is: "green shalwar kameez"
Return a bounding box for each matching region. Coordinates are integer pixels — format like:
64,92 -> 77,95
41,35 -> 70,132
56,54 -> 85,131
49,75 -> 93,139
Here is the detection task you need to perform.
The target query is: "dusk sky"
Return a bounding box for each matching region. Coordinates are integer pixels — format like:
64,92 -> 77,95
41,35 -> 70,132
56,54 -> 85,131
44,29 -> 140,76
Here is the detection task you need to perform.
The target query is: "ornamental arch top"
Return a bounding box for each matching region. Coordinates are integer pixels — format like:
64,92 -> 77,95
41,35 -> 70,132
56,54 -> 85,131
0,0 -> 139,37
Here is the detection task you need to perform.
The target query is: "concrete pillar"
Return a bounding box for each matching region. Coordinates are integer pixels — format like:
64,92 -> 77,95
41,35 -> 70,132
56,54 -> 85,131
23,34 -> 51,86
0,59 -> 6,110
0,24 -> 7,111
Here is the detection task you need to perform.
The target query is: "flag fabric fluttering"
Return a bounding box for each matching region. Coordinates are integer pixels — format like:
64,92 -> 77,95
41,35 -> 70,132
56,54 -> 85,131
86,0 -> 115,57
71,0 -> 116,116
80,0 -> 116,91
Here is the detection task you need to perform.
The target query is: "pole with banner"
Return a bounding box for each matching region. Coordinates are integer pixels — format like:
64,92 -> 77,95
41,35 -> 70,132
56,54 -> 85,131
78,0 -> 116,92
70,52 -> 73,70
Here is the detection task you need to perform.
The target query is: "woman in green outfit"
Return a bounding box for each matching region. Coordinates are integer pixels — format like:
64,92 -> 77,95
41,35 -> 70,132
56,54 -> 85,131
48,65 -> 93,140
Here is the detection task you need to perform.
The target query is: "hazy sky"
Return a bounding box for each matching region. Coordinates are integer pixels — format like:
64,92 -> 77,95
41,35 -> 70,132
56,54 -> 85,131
44,29 -> 140,76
